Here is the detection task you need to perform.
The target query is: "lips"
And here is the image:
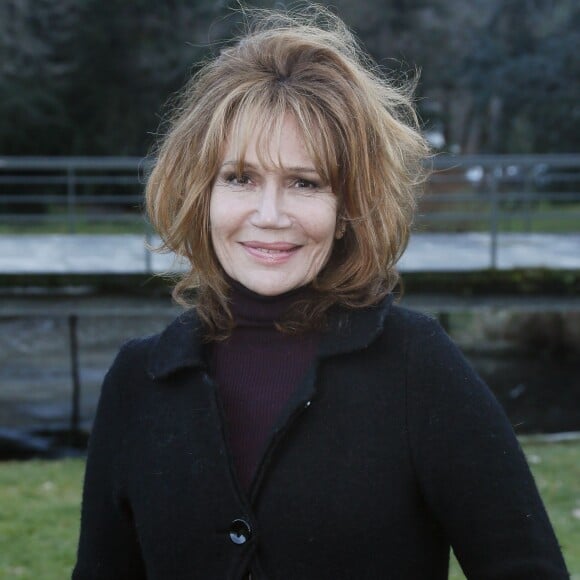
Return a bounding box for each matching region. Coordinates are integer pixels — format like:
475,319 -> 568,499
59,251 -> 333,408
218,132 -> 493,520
240,241 -> 301,264
243,241 -> 300,250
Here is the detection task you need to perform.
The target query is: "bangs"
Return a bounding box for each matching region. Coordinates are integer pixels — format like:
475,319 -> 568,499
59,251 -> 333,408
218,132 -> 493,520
223,91 -> 342,192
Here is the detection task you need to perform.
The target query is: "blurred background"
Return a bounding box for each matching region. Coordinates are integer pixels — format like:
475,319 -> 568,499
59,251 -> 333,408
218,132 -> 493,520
1,0 -> 578,156
0,1 -> 578,578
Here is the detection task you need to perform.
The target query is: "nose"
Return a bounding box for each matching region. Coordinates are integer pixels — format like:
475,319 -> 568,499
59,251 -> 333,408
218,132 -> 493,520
250,181 -> 291,228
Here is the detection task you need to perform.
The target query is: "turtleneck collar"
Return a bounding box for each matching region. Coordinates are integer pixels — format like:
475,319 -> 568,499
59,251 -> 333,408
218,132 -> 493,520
227,278 -> 310,327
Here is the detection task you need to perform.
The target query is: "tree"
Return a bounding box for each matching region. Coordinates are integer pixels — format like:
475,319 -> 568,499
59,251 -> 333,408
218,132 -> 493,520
0,0 -> 577,155
457,0 -> 580,152
0,0 -> 79,154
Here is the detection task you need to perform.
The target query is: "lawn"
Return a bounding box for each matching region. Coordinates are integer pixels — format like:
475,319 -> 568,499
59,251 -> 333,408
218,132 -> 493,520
0,440 -> 578,579
0,459 -> 84,580
0,220 -> 147,235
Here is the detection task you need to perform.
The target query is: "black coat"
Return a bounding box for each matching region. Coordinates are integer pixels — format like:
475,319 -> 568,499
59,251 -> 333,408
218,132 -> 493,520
73,297 -> 568,579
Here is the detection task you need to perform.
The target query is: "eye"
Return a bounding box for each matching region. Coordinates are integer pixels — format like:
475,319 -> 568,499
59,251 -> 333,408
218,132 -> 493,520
224,173 -> 252,186
293,178 -> 320,189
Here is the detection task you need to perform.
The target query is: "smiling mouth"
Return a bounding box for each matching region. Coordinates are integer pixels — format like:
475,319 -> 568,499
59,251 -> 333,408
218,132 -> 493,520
248,247 -> 294,254
242,242 -> 300,251
240,242 -> 301,263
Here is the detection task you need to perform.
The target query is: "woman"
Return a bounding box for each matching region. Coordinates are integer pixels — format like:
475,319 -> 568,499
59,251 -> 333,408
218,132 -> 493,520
73,7 -> 568,579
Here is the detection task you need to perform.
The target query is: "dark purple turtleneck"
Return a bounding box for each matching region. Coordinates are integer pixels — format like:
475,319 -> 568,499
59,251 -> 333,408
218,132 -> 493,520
209,281 -> 319,491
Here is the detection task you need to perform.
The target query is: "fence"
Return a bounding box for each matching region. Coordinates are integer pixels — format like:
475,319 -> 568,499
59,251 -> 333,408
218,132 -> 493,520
421,154 -> 580,232
1,154 -> 579,268
0,157 -> 147,233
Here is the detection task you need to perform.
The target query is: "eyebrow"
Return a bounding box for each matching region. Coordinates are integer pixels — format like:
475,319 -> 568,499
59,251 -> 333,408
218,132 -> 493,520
220,160 -> 319,174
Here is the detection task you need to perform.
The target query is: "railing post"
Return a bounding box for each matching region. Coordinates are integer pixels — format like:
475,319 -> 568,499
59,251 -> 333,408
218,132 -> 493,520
68,314 -> 81,444
523,164 -> 533,233
66,166 -> 77,234
488,165 -> 500,270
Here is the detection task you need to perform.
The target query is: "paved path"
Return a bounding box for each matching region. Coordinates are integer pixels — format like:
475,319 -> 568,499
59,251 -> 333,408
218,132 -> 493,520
0,232 -> 579,273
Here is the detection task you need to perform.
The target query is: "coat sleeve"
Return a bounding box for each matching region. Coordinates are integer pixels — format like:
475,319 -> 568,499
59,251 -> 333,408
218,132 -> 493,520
405,314 -> 569,579
72,342 -> 147,579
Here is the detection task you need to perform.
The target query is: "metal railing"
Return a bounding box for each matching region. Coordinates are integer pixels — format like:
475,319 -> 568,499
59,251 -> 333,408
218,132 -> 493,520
1,154 -> 579,269
0,157 -> 148,233
419,154 -> 580,267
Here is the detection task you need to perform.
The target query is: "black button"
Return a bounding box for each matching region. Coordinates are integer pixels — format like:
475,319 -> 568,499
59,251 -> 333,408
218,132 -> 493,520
229,518 -> 251,545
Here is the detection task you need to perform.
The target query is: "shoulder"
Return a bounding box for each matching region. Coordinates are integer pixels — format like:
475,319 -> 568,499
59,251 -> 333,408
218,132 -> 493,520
381,302 -> 493,404
96,335 -> 161,412
321,295 -> 450,361
387,303 -> 506,431
105,308 -> 203,384
380,300 -> 455,361
105,332 -> 160,382
385,301 -> 443,338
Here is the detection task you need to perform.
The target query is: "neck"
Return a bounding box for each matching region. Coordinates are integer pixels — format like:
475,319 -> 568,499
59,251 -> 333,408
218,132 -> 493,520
227,278 -> 309,327
211,278 -> 320,491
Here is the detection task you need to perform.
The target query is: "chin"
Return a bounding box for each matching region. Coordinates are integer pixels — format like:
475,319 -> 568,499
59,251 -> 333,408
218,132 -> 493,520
251,284 -> 291,297
243,277 -> 298,297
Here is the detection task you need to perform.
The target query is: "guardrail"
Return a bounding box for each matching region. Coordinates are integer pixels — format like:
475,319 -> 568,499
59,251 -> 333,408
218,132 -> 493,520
1,154 -> 579,268
420,154 -> 580,266
0,157 -> 148,233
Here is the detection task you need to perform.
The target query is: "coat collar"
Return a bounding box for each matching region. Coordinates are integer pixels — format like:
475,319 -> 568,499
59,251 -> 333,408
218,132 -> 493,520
147,310 -> 205,380
147,294 -> 394,381
318,294 -> 393,357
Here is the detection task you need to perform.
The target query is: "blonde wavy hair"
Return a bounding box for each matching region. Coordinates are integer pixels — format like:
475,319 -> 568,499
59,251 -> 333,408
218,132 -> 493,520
146,5 -> 429,339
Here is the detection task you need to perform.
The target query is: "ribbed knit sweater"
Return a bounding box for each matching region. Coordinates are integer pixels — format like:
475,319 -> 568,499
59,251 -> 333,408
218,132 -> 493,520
209,282 -> 319,491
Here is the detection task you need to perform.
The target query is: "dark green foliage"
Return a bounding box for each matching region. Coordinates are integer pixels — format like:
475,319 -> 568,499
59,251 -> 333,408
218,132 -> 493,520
0,0 -> 577,155
457,0 -> 580,152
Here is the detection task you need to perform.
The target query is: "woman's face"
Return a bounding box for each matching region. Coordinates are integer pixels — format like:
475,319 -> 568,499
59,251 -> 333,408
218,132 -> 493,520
210,115 -> 338,296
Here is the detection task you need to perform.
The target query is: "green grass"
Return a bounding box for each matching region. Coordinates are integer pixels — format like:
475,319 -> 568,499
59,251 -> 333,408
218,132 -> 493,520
415,200 -> 580,234
0,459 -> 84,580
0,221 -> 147,235
0,441 -> 578,579
0,203 -> 148,234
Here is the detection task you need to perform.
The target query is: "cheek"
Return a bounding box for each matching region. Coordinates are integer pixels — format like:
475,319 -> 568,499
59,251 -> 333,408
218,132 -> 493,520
209,194 -> 237,239
208,193 -> 223,230
208,197 -> 230,258
306,201 -> 337,246
210,190 -> 248,229
305,217 -> 336,276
